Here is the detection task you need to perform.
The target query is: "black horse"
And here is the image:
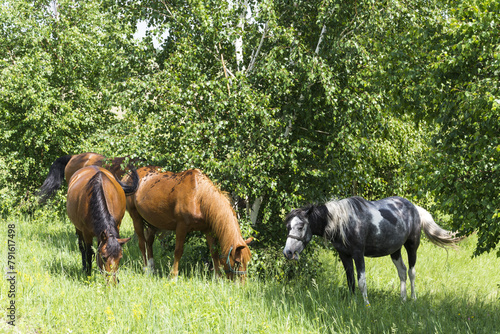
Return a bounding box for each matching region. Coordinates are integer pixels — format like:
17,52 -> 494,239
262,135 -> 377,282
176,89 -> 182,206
283,196 -> 462,304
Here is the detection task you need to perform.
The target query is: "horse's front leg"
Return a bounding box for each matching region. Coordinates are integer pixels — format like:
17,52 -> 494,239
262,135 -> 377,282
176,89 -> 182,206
83,235 -> 94,277
85,243 -> 94,277
338,252 -> 356,294
205,232 -> 221,277
76,230 -> 86,272
353,254 -> 369,305
170,228 -> 187,279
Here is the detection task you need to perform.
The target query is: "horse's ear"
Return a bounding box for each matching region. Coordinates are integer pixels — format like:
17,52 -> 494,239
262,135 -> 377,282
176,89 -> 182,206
244,237 -> 254,245
117,237 -> 131,245
234,245 -> 245,263
100,230 -> 108,243
305,205 -> 315,216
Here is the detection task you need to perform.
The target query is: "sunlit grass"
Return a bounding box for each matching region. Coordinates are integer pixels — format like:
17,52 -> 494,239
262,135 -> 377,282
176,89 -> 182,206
1,213 -> 499,333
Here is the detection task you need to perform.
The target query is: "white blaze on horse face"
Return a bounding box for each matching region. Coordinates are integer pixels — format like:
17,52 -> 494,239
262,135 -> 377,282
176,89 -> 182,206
284,217 -> 307,259
370,208 -> 384,234
289,216 -> 304,233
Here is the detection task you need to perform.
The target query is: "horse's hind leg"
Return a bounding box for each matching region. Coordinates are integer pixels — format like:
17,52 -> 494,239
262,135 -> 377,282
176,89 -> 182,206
129,209 -> 154,273
144,225 -> 156,273
404,242 -> 418,300
390,249 -> 408,300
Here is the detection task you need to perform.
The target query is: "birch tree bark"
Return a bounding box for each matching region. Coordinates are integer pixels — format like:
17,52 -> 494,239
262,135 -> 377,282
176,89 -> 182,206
233,0 -> 248,72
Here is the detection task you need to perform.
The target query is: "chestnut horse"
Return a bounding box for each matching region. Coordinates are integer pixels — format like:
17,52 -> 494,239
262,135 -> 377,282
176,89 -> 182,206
38,152 -> 141,204
124,167 -> 252,280
67,165 -> 139,283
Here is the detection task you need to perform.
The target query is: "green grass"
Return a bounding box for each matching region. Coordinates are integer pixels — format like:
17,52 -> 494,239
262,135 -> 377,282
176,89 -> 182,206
1,212 -> 499,333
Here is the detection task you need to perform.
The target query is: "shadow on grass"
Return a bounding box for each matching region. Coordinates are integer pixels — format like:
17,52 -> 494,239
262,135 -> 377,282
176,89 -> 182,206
24,210 -> 224,283
39,226 -> 213,285
255,272 -> 499,334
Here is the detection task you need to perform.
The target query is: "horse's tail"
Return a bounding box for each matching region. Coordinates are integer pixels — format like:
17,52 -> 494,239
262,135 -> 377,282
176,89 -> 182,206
114,165 -> 139,195
37,154 -> 73,205
416,205 -> 463,248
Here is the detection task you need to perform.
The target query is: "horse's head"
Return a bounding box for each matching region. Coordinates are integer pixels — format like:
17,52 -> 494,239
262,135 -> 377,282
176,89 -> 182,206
97,231 -> 131,284
222,238 -> 252,282
283,206 -> 314,260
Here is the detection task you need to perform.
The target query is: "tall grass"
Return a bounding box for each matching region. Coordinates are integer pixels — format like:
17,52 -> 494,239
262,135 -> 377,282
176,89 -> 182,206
1,212 -> 499,333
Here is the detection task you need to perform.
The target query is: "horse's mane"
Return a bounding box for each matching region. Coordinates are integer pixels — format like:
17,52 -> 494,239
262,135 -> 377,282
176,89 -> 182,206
324,198 -> 353,243
196,171 -> 250,263
87,171 -> 121,257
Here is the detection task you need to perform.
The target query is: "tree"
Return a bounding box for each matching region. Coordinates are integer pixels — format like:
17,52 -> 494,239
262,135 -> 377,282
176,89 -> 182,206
108,0 -> 428,256
0,0 -> 147,201
375,0 -> 500,255
8,0 -> 489,267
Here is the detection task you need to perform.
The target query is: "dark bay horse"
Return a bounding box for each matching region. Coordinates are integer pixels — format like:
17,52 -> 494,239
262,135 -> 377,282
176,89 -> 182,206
124,167 -> 252,281
283,196 -> 462,304
67,166 -> 139,283
38,152 -> 141,204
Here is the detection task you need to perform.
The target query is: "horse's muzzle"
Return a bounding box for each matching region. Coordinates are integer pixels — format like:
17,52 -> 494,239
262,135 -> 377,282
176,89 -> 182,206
283,249 -> 299,260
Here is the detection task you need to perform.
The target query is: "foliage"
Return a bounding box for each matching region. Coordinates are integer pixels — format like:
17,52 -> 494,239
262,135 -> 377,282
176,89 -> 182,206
1,0 -> 498,255
425,1 -> 500,256
105,0 -> 429,256
375,0 -> 500,255
0,0 -> 146,197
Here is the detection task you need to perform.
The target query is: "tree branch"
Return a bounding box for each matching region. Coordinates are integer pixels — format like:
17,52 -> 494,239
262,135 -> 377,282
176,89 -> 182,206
246,21 -> 268,75
315,25 -> 326,54
219,43 -> 231,95
250,196 -> 263,226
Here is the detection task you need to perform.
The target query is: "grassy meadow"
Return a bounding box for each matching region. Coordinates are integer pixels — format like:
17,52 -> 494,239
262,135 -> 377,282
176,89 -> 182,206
1,211 -> 499,333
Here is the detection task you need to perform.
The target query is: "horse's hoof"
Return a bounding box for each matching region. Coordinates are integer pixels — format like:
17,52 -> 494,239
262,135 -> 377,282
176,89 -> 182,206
143,267 -> 155,276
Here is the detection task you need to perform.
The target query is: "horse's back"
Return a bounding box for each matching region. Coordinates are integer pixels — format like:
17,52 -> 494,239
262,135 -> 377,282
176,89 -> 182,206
67,166 -> 100,231
345,196 -> 421,257
99,168 -> 127,223
67,166 -> 126,231
64,152 -> 105,184
64,152 -> 140,184
129,167 -> 205,229
371,197 -> 420,230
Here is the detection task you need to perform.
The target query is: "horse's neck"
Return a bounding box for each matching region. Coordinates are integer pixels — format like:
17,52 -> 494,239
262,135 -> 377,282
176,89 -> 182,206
323,200 -> 352,242
94,222 -> 119,240
309,205 -> 329,237
213,216 -> 244,254
310,218 -> 327,237
198,178 -> 242,254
